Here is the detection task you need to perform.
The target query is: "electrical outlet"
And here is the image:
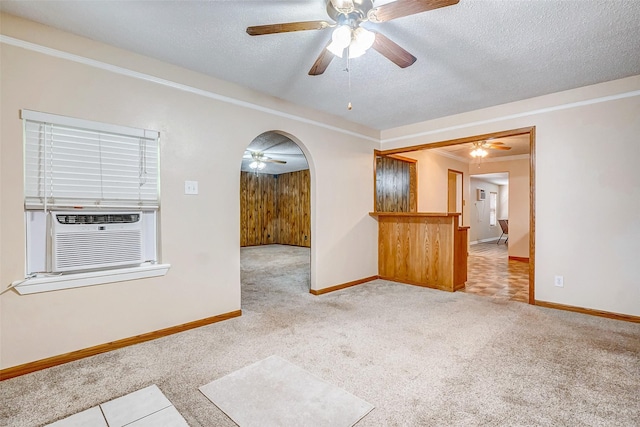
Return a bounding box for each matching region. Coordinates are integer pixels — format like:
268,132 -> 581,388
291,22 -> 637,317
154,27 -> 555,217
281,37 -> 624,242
554,275 -> 564,287
184,180 -> 198,195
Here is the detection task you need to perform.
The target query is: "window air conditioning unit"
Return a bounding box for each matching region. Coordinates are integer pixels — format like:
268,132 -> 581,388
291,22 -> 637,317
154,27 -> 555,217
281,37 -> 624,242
50,212 -> 143,273
477,188 -> 486,201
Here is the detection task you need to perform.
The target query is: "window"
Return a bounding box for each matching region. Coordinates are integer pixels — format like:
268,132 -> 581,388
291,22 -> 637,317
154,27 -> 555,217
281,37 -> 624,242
16,110 -> 168,294
489,191 -> 497,226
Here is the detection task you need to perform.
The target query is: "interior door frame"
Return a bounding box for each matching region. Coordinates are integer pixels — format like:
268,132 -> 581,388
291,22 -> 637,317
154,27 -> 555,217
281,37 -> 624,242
376,126 -> 536,304
447,169 -> 464,226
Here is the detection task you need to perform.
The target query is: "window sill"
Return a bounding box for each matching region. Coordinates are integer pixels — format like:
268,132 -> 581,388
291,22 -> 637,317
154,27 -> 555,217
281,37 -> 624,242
12,263 -> 171,295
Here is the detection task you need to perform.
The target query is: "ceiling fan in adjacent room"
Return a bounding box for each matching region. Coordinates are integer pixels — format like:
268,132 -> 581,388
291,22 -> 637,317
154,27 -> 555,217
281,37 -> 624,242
246,0 -> 460,75
470,140 -> 511,158
244,150 -> 287,170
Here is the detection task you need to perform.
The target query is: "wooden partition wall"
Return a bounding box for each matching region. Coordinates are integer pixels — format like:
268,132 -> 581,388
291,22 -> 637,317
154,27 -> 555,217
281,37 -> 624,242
375,155 -> 417,212
240,169 -> 310,247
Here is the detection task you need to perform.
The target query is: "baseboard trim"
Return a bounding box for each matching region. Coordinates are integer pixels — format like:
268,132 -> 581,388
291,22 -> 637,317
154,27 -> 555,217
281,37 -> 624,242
0,310 -> 242,381
509,256 -> 530,262
470,237 -> 500,245
310,276 -> 379,295
535,300 -> 640,323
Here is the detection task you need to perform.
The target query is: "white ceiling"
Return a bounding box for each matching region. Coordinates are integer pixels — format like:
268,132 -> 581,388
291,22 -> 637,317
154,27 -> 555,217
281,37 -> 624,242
2,1 -> 639,130
432,133 -> 530,161
241,132 -> 309,175
470,172 -> 509,186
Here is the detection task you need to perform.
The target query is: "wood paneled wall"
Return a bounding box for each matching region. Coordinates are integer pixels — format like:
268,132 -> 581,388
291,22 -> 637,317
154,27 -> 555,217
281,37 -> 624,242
240,172 -> 276,246
375,156 -> 417,212
277,170 -> 311,247
240,169 -> 310,247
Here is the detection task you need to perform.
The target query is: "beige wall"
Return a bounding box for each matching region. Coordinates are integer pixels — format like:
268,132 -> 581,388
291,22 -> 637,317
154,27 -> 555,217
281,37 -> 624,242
469,178 -> 501,243
402,151 -> 470,226
381,76 -> 640,317
0,15 -> 379,369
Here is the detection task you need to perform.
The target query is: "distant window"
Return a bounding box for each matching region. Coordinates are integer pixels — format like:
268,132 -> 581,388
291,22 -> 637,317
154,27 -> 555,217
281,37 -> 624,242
489,191 -> 497,226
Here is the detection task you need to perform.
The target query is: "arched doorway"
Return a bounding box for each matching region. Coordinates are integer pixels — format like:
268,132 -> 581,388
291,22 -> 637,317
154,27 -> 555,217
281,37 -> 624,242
239,131 -> 312,308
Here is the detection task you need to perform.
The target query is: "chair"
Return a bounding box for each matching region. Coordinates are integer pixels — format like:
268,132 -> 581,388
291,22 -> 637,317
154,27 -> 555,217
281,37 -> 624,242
497,219 -> 508,244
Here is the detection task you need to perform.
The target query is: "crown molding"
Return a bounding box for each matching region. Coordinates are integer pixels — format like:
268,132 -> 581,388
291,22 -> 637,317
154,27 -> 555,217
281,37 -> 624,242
3,35 -> 639,148
381,89 -> 640,144
0,35 -> 379,143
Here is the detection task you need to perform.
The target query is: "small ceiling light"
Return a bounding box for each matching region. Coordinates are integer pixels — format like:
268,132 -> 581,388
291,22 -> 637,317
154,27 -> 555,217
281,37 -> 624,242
249,161 -> 266,170
349,27 -> 375,58
327,25 -> 352,57
470,148 -> 488,158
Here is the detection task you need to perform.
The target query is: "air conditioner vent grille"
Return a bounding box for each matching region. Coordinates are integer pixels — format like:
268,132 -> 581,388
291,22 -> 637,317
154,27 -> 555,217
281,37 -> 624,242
51,211 -> 144,272
56,213 -> 140,225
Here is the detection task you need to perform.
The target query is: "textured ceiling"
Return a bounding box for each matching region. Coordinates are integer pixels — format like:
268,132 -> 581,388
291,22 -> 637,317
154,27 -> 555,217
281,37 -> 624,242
432,134 -> 530,161
2,1 -> 640,130
241,132 -> 309,175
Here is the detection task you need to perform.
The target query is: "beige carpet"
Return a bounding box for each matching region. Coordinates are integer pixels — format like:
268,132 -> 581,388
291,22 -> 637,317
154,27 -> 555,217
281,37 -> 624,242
199,355 -> 373,426
1,244 -> 639,426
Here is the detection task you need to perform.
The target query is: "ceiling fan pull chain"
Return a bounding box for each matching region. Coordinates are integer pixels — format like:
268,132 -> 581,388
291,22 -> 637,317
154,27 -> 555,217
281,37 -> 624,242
347,50 -> 353,110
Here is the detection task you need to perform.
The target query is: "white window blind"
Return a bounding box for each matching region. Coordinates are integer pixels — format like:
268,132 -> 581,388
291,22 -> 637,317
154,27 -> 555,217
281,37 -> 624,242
23,110 -> 159,210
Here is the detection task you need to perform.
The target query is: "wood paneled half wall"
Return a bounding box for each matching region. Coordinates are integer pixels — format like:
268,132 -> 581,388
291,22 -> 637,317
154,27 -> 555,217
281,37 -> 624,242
240,169 -> 310,247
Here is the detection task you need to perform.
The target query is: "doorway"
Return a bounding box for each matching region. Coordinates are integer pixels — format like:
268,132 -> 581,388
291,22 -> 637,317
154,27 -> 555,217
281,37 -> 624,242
376,126 -> 535,304
447,169 -> 463,226
462,172 -> 528,302
239,131 -> 312,309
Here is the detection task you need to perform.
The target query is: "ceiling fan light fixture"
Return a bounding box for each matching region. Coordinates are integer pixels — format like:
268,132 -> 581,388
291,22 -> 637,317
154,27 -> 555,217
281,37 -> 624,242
470,148 -> 488,158
327,24 -> 352,57
330,0 -> 355,14
348,27 -> 375,58
249,160 -> 266,170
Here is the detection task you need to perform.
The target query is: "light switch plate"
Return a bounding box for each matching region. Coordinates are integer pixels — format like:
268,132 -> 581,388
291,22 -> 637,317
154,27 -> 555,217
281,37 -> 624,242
184,181 -> 198,195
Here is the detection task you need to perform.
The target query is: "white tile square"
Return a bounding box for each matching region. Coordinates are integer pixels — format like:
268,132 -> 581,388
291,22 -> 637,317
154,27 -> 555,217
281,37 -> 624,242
127,406 -> 190,427
100,384 -> 172,427
46,406 -> 108,427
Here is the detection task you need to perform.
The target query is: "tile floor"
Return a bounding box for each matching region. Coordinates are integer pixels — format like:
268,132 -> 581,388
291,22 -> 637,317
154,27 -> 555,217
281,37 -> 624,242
47,384 -> 188,427
461,242 -> 530,303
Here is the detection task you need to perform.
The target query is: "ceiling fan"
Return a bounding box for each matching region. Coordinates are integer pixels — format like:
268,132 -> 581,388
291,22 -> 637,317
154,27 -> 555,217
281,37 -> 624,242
246,0 -> 460,76
244,150 -> 287,170
470,140 -> 511,158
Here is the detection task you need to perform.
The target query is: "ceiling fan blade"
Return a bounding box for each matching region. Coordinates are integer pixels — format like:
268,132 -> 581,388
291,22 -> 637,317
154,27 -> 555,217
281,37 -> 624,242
263,159 -> 287,164
368,0 -> 460,23
488,145 -> 511,150
247,21 -> 331,36
371,32 -> 416,68
309,41 -> 335,76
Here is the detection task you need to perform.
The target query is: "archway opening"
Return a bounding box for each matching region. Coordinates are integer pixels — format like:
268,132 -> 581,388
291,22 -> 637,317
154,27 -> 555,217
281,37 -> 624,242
239,131 -> 312,308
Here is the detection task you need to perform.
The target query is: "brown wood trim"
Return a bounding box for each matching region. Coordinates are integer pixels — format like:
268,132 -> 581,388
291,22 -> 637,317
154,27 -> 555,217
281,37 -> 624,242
509,256 -> 530,263
447,169 -> 464,225
379,126 -> 535,156
535,300 -> 640,323
387,154 -> 417,163
0,310 -> 242,381
373,149 -> 380,212
529,126 -> 536,305
370,211 -> 459,218
310,276 -> 379,295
